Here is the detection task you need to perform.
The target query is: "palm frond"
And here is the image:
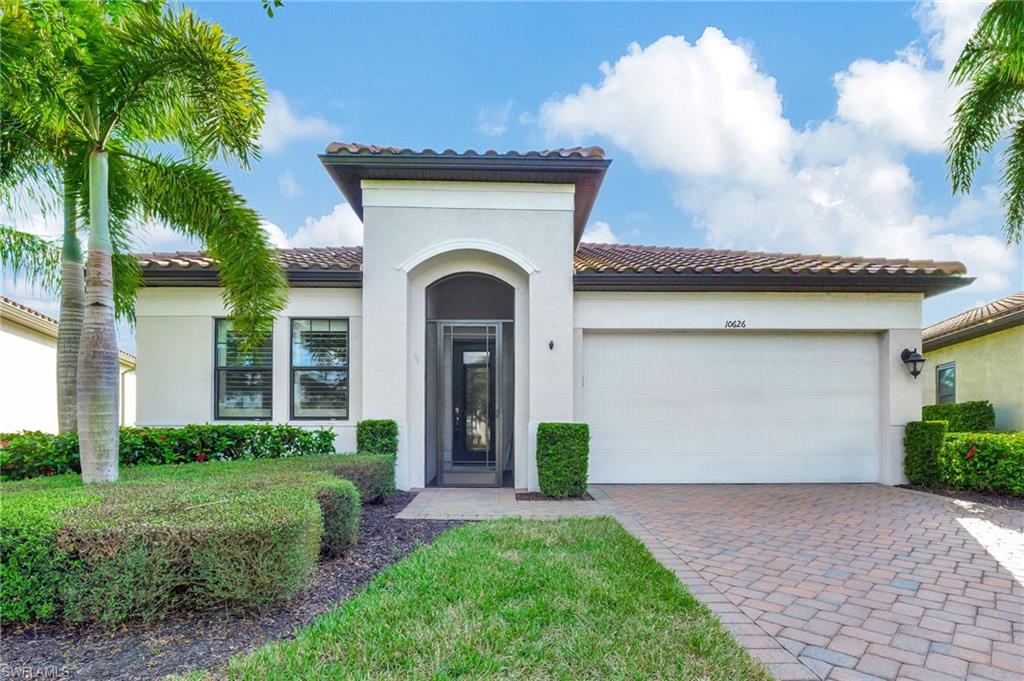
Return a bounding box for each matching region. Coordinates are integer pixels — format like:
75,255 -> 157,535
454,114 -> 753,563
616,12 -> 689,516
89,4 -> 266,168
0,225 -> 61,293
946,68 -> 1022,195
122,151 -> 286,343
1000,119 -> 1024,244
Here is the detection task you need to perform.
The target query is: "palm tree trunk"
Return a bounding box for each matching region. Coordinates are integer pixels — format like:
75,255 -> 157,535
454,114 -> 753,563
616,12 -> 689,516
78,148 -> 119,483
57,169 -> 84,434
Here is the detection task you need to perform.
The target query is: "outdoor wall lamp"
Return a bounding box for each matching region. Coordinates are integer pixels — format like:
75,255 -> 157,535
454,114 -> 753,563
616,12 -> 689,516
901,348 -> 925,379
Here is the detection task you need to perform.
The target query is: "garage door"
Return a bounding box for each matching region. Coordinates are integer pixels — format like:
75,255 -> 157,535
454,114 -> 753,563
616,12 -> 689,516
581,332 -> 880,483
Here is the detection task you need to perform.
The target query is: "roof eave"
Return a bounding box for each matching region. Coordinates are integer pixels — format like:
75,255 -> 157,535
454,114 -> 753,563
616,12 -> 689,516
572,272 -> 973,297
923,308 -> 1024,351
140,268 -> 362,288
318,153 -> 611,245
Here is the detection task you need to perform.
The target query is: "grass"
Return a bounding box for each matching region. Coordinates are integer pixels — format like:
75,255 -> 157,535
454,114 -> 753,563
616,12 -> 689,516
216,517 -> 769,680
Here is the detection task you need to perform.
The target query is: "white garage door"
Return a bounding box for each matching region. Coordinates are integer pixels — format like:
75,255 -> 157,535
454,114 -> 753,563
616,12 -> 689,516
581,332 -> 880,483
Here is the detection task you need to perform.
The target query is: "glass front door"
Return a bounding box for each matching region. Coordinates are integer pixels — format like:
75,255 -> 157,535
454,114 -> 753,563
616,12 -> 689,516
434,323 -> 507,487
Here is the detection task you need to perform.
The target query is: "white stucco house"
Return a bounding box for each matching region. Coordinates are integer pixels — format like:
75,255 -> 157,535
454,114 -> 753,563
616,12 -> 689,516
1,295 -> 136,433
134,143 -> 970,491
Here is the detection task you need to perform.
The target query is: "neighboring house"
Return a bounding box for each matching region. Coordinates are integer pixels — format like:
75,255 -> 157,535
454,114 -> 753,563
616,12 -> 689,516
0,296 -> 137,432
134,143 -> 970,491
921,292 -> 1024,431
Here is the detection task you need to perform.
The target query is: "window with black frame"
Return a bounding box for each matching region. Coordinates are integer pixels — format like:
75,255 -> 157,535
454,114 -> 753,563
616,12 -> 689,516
291,319 -> 348,419
936,362 -> 956,404
214,319 -> 272,420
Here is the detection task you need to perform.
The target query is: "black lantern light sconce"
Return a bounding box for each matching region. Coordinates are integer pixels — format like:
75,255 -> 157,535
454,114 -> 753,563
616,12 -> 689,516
901,348 -> 925,379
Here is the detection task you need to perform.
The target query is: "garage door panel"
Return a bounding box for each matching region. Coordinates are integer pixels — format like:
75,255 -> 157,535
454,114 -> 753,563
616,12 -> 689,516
589,453 -> 878,484
590,421 -> 875,457
581,332 -> 880,483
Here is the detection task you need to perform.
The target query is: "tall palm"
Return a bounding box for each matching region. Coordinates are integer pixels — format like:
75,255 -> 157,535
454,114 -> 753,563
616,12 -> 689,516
2,1 -> 287,482
947,0 -> 1024,245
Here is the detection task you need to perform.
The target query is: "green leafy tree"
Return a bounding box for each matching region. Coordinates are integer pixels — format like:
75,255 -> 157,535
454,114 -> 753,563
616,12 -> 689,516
1,1 -> 286,482
948,0 -> 1024,244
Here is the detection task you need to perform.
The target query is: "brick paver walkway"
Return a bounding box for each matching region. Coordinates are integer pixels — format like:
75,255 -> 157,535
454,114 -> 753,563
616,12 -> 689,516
398,484 -> 1023,680
604,484 -> 1024,681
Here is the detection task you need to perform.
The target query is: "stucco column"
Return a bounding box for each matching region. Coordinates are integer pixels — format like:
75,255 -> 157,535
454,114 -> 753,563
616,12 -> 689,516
526,261 -> 575,491
361,209 -> 412,489
878,328 -> 923,485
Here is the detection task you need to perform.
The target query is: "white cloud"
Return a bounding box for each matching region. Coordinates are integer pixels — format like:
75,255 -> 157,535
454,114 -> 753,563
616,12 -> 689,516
278,170 -> 302,199
138,219 -> 200,252
833,1 -> 988,152
477,100 -> 515,137
260,91 -> 341,153
541,30 -> 794,184
834,51 -> 953,152
537,3 -> 1016,293
581,220 -> 620,243
261,203 -> 364,249
290,203 -> 363,246
260,221 -> 291,249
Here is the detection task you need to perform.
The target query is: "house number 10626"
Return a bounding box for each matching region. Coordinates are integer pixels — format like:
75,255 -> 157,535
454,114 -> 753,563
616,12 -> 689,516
724,320 -> 747,328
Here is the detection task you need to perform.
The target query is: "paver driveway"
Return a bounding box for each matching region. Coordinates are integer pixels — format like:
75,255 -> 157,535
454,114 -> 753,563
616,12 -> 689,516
603,484 -> 1024,681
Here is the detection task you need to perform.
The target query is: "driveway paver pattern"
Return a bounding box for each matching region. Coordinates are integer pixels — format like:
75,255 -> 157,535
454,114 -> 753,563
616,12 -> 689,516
603,484 -> 1024,681
398,484 -> 1023,681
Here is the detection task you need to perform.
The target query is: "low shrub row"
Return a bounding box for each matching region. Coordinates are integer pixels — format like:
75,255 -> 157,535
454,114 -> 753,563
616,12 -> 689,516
904,421 -> 1024,496
356,419 -> 399,456
0,424 -> 336,481
536,423 -> 590,498
0,457 -> 364,624
921,400 -> 995,432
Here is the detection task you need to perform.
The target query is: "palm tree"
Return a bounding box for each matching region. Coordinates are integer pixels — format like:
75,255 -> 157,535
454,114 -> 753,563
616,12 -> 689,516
2,1 -> 287,482
947,0 -> 1024,245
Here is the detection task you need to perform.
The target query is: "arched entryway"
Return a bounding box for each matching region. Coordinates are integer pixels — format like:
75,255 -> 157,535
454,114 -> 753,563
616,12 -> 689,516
425,273 -> 514,487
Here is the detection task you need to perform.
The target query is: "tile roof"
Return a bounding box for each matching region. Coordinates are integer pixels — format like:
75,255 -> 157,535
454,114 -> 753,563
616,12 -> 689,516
0,294 -> 59,328
323,142 -> 606,159
923,291 -> 1024,348
0,296 -> 135,364
137,247 -> 363,272
138,243 -> 967,282
573,243 -> 967,276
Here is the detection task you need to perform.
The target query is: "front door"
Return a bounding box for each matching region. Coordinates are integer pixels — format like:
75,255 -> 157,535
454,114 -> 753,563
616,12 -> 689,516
434,323 -> 507,487
452,339 -> 495,468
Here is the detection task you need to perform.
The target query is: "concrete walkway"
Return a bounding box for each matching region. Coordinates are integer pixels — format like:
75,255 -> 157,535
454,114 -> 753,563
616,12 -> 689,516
396,484 -> 1024,681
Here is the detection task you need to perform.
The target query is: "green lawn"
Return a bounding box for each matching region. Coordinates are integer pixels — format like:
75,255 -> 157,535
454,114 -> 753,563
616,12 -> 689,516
217,517 -> 769,680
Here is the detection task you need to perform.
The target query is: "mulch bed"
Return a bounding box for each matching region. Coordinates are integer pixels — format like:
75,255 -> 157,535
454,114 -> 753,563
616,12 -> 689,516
901,485 -> 1024,512
0,492 -> 462,681
515,491 -> 594,501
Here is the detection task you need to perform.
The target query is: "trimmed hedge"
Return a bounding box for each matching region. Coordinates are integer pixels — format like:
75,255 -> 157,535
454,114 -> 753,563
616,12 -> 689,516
356,419 -> 398,456
903,421 -> 948,487
922,401 -> 995,432
903,421 -> 1024,496
322,454 -> 396,504
0,460 -> 360,624
940,432 -> 1024,496
0,424 -> 336,481
536,423 -> 590,498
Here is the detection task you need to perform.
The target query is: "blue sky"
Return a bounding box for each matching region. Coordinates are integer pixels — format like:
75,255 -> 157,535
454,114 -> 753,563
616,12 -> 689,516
4,1 -> 1021,348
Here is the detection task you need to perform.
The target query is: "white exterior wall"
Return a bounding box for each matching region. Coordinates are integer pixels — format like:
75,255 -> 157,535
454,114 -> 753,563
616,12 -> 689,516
573,291 -> 924,485
361,180 -> 576,491
135,287 -> 363,451
0,324 -> 59,433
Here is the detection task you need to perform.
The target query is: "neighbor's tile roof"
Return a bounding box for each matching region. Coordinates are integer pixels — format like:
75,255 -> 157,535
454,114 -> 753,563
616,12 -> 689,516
923,291 -> 1024,344
573,243 -> 967,276
323,142 -> 606,159
0,295 -> 135,364
137,247 -> 363,272
138,243 -> 966,278
0,294 -> 59,328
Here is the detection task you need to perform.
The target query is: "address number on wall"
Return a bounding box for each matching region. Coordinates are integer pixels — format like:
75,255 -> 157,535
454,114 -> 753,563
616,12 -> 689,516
724,320 -> 747,328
